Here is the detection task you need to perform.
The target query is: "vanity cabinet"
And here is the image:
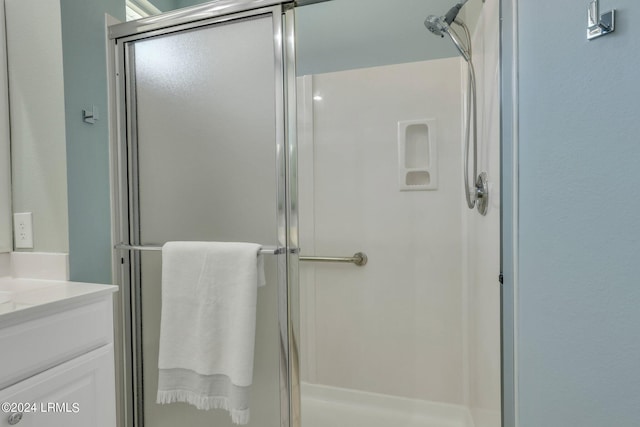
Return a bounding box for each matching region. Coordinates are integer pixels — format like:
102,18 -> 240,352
0,345 -> 115,427
0,281 -> 117,427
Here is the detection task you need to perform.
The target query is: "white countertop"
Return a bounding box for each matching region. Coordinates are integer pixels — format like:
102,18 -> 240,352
0,277 -> 117,326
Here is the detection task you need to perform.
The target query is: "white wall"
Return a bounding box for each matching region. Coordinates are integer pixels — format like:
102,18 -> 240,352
5,0 -> 69,253
464,0 -> 501,425
298,58 -> 466,405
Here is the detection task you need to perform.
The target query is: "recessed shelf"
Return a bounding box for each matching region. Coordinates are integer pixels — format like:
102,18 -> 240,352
397,119 -> 437,191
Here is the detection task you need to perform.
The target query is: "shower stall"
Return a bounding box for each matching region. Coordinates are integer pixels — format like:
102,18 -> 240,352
108,1 -> 501,427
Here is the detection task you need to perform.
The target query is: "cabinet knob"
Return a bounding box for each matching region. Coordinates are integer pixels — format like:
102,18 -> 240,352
7,412 -> 23,425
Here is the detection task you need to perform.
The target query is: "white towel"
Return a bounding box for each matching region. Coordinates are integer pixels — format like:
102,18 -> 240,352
157,241 -> 266,425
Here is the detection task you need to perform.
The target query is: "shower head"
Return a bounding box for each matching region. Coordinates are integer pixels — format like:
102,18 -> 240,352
424,0 -> 469,37
424,1 -> 471,62
424,14 -> 448,38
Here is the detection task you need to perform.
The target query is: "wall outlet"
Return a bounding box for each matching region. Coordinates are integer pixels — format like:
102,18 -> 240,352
13,212 -> 33,249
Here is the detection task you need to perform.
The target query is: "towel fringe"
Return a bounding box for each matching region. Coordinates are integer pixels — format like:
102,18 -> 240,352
157,390 -> 250,425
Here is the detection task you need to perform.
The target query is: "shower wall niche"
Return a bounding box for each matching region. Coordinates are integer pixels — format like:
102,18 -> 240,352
397,118 -> 438,191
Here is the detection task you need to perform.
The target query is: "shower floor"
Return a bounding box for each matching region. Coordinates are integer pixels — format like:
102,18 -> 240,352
300,382 -> 473,427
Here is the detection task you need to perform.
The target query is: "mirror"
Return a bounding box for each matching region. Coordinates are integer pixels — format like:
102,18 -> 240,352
5,0 -> 69,256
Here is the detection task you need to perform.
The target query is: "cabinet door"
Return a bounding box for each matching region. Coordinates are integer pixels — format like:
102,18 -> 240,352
0,344 -> 115,427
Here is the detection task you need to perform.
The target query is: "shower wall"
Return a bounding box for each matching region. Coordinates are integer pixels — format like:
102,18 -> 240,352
464,0 -> 502,425
297,57 -> 466,405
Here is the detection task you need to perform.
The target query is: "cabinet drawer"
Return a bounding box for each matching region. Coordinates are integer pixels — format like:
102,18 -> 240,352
0,298 -> 113,389
0,344 -> 115,427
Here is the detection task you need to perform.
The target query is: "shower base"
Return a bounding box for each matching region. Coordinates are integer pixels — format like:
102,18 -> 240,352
301,382 -> 473,427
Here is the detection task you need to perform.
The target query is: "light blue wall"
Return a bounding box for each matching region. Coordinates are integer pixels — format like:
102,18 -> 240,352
517,1 -> 640,425
60,0 -> 125,284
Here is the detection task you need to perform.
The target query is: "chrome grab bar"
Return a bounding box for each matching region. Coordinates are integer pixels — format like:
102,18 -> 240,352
114,243 -> 285,255
114,244 -> 367,266
299,252 -> 367,267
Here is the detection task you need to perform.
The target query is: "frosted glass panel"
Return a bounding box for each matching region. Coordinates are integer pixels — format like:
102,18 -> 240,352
129,15 -> 280,427
134,16 -> 277,244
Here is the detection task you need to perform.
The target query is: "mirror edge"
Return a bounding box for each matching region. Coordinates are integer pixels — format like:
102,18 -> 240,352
0,0 -> 12,254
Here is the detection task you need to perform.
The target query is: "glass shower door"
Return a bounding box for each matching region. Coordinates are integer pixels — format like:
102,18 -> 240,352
113,7 -> 291,427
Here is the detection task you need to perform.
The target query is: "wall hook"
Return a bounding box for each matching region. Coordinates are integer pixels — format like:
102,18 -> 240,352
82,106 -> 99,124
587,0 -> 615,40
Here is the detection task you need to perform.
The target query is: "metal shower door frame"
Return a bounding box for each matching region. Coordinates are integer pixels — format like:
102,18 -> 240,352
108,3 -> 300,427
499,0 -> 518,426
